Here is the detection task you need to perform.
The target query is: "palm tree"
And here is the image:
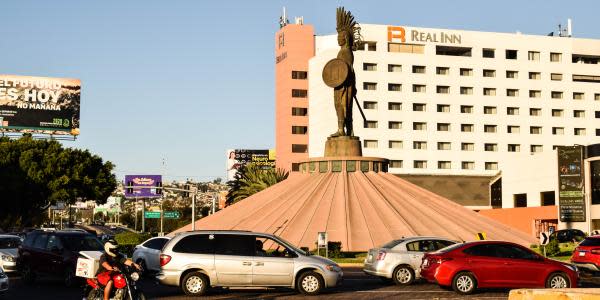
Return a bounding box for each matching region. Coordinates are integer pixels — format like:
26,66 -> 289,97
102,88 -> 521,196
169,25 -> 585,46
226,163 -> 289,206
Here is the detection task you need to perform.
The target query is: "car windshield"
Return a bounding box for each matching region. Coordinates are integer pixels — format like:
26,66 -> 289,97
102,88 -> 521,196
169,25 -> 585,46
272,235 -> 309,256
0,238 -> 21,249
62,235 -> 103,251
380,239 -> 405,249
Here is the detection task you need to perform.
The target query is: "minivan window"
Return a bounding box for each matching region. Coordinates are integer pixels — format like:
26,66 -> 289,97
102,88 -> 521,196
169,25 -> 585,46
62,235 -> 103,251
173,235 -> 214,254
214,235 -> 254,256
23,233 -> 38,247
33,234 -> 49,249
580,238 -> 600,246
46,235 -> 64,250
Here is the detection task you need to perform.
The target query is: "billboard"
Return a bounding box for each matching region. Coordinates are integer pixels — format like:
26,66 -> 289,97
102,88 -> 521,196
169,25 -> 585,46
227,149 -> 276,181
124,175 -> 162,198
0,75 -> 81,135
557,146 -> 585,222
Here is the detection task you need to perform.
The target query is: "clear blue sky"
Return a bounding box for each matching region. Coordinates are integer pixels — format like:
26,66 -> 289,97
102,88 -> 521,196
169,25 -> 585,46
2,1 -> 599,182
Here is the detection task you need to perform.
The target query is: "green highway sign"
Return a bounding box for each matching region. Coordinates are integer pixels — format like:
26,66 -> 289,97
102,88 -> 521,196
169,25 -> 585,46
144,211 -> 161,219
164,211 -> 181,219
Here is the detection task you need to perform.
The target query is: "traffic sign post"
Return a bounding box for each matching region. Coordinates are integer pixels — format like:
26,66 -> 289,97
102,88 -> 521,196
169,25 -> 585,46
540,231 -> 549,257
476,232 -> 486,241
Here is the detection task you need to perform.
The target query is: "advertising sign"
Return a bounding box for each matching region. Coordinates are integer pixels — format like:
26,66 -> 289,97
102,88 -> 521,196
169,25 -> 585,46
227,149 -> 276,181
0,75 -> 81,135
124,175 -> 162,198
557,146 -> 585,222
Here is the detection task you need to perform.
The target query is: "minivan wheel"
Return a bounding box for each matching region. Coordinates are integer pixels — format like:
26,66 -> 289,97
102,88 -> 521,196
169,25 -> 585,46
181,272 -> 209,296
297,271 -> 324,295
392,265 -> 415,285
452,272 -> 476,295
546,272 -> 570,289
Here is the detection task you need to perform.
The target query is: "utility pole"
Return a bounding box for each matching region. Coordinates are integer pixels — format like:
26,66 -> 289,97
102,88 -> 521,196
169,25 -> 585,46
160,158 -> 166,236
192,193 -> 196,231
134,197 -> 138,232
141,198 -> 145,233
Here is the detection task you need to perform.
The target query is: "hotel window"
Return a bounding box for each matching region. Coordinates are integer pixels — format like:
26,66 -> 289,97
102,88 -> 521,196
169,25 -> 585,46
506,70 -> 518,79
388,121 -> 402,129
364,140 -> 378,148
291,89 -> 307,98
574,110 -> 585,118
484,143 -> 498,152
437,123 -> 450,131
438,161 -> 451,169
291,107 -> 308,116
483,88 -> 496,96
413,141 -> 427,150
575,128 -> 586,136
484,125 -> 497,133
436,67 -> 449,75
437,142 -> 451,150
507,107 -> 519,115
291,71 -> 307,79
413,122 -> 427,130
514,194 -> 527,207
552,109 -> 563,117
552,127 -> 564,135
364,121 -> 378,128
292,144 -> 308,153
363,82 -> 377,90
507,89 -> 519,97
530,126 -> 542,134
460,87 -> 473,95
506,49 -> 518,59
389,83 -> 402,91
529,72 -> 541,80
388,64 -> 402,72
530,145 -> 543,153
528,51 -> 540,61
412,84 -> 425,93
461,105 -> 473,113
597,129 -> 600,136
363,101 -> 377,109
437,104 -> 450,112
551,73 -> 563,81
389,160 -> 403,168
530,108 -> 542,116
507,125 -> 520,133
485,162 -> 499,170
436,86 -> 450,94
291,126 -> 308,134
388,43 -> 424,54
573,92 -> 584,100
412,65 -> 426,74
551,91 -> 563,99
482,48 -> 495,58
461,143 -> 474,151
413,103 -> 426,111
462,161 -> 475,170
596,93 -> 600,101
436,45 -> 472,56
389,140 -> 403,149
461,124 -> 474,132
529,90 -> 541,98
414,160 -> 427,169
483,69 -> 496,77
596,111 -> 600,118
363,63 -> 377,71
508,144 -> 520,152
388,102 -> 402,110
550,52 -> 562,62
541,191 -> 555,206
357,41 -> 377,51
484,106 -> 497,114
460,68 -> 473,76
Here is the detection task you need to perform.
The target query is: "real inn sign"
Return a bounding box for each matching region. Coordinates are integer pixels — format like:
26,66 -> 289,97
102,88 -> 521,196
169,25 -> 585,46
388,26 -> 462,44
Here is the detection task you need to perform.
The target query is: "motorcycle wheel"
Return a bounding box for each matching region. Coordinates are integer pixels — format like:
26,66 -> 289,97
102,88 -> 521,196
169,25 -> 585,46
127,291 -> 146,300
87,289 -> 102,300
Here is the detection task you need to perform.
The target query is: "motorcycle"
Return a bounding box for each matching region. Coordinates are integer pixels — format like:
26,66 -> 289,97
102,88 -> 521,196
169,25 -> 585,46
83,264 -> 146,300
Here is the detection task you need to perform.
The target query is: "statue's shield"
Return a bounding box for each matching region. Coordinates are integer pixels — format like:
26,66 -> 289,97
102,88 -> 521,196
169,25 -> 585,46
322,58 -> 349,88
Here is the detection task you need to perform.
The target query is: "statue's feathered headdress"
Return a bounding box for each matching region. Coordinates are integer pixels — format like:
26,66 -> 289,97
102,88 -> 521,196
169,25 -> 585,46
336,7 -> 362,50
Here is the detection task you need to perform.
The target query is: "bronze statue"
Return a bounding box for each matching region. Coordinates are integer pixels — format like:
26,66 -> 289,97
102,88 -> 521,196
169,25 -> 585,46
322,7 -> 361,137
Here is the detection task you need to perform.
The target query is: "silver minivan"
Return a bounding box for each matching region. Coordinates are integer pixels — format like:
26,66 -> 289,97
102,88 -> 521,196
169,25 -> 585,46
157,230 -> 343,296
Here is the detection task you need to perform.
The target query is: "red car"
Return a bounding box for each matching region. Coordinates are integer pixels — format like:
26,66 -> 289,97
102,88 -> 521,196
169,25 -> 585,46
571,236 -> 600,273
420,241 -> 578,295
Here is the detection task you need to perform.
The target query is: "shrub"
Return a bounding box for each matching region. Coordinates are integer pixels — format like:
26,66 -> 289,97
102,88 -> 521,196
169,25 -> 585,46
542,238 -> 560,257
114,232 -> 152,257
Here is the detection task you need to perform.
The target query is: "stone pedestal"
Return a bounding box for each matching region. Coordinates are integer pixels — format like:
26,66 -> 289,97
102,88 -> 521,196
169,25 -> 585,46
324,136 -> 362,157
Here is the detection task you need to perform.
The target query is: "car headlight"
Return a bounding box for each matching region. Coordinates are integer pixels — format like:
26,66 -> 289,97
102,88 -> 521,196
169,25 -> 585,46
325,264 -> 341,272
1,255 -> 14,262
564,264 -> 577,272
130,272 -> 140,281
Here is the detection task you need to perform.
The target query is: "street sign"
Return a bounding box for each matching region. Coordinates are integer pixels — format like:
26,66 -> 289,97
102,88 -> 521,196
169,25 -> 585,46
317,232 -> 328,247
540,232 -> 550,246
593,230 -> 600,236
144,211 -> 161,219
164,211 -> 181,219
476,232 -> 486,240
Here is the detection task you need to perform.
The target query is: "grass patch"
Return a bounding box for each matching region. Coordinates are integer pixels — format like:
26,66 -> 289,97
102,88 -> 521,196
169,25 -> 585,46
531,242 -> 576,262
331,257 -> 365,264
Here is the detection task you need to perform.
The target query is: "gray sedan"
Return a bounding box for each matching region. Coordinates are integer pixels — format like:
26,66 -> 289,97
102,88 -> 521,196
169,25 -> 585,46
0,235 -> 21,273
132,236 -> 171,273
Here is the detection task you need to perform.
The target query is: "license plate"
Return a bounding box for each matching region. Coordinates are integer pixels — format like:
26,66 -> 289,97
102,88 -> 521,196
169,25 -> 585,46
579,251 -> 586,257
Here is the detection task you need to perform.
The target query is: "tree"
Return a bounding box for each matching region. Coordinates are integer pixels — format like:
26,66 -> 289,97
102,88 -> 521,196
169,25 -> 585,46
0,135 -> 117,229
226,163 -> 288,206
212,177 -> 222,184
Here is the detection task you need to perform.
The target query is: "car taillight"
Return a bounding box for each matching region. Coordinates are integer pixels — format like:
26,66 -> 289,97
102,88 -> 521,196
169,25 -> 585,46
160,254 -> 171,266
591,249 -> 600,255
376,251 -> 387,261
437,257 -> 453,264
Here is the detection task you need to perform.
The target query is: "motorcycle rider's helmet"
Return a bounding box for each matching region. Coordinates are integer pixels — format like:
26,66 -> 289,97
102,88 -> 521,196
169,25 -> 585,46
104,239 -> 118,257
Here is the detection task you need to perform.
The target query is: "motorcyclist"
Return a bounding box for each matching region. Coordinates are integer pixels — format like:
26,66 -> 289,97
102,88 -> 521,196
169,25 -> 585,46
96,239 -> 140,300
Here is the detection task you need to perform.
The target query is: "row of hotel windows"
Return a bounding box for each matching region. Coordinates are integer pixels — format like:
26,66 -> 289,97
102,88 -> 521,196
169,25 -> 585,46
365,140 -> 565,153
386,159 -> 498,170
362,122 -> 597,136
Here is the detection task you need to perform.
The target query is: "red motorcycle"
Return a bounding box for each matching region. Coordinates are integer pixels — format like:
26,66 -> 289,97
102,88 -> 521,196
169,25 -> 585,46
84,264 -> 146,300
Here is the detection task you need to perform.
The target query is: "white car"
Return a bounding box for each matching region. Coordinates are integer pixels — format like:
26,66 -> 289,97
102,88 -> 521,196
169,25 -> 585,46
363,236 -> 457,285
0,235 -> 21,273
132,236 -> 171,273
0,267 -> 8,294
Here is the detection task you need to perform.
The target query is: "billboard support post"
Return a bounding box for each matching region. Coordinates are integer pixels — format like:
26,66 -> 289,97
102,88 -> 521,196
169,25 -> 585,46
141,198 -> 145,233
160,199 -> 164,235
192,194 -> 196,231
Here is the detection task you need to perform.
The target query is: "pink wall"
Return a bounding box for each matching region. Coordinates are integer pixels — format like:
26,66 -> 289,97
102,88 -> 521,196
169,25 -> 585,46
479,206 -> 558,237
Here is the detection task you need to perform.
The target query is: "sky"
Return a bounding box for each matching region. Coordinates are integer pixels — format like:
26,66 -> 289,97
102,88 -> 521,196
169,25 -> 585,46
2,0 -> 600,182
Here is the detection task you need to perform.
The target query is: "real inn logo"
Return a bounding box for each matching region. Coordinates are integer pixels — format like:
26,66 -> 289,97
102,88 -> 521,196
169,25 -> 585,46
387,26 -> 462,44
